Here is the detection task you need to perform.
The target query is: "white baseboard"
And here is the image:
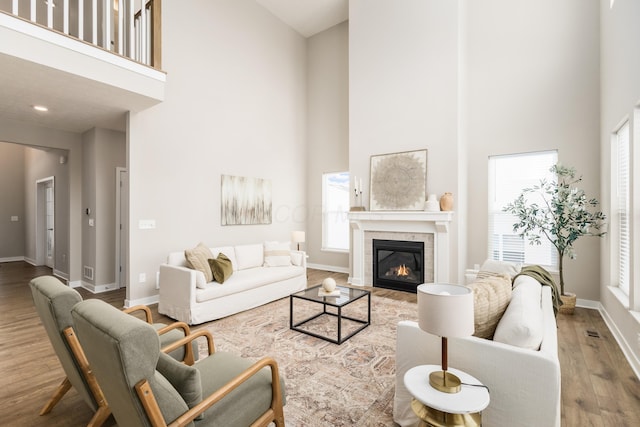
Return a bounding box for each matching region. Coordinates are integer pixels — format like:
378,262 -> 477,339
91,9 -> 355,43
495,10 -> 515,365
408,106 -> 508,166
125,295 -> 159,308
598,303 -> 640,380
77,281 -> 119,294
0,256 -> 25,263
307,263 -> 349,274
576,298 -> 600,309
53,269 -> 69,281
24,257 -> 36,265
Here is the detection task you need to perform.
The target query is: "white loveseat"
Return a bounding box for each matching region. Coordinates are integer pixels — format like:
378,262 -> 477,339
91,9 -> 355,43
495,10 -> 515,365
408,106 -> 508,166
158,243 -> 307,325
394,268 -> 561,427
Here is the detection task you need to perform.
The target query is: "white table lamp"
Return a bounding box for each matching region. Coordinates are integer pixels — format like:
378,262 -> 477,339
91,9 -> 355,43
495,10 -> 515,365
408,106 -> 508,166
291,231 -> 305,251
417,283 -> 474,393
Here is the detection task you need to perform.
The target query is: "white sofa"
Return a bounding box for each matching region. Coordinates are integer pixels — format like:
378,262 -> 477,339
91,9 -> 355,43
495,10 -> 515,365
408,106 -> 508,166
158,243 -> 307,325
393,272 -> 561,427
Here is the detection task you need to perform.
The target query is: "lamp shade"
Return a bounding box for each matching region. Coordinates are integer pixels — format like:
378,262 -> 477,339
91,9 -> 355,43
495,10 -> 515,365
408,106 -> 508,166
417,283 -> 474,338
291,231 -> 305,244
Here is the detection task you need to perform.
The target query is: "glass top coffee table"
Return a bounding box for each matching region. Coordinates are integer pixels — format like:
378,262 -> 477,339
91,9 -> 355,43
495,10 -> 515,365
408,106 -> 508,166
289,284 -> 371,344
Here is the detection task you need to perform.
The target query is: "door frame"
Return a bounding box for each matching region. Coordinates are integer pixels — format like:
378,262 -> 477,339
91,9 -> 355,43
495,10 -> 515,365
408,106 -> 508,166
115,167 -> 128,288
36,176 -> 55,267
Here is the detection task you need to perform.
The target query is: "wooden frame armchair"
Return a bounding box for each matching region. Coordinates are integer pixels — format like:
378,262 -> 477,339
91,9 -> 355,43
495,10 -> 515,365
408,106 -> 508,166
29,276 -> 195,427
72,298 -> 286,427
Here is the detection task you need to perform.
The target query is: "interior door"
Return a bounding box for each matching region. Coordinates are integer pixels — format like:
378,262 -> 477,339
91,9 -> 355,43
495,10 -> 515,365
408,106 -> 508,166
36,177 -> 55,268
45,180 -> 54,268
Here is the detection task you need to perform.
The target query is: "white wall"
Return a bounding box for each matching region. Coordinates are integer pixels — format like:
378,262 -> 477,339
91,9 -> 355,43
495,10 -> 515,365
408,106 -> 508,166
600,0 -> 640,375
306,21 -> 349,271
126,0 -> 307,302
349,0 -> 461,281
464,0 -> 602,301
0,143 -> 25,259
0,117 -> 82,280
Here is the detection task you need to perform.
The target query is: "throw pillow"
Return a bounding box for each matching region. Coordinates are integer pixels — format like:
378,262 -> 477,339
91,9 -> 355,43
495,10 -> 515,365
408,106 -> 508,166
194,270 -> 207,289
263,241 -> 292,267
479,259 -> 522,278
185,243 -> 214,283
493,275 -> 544,350
208,253 -> 233,284
290,251 -> 304,266
467,273 -> 512,339
156,352 -> 203,417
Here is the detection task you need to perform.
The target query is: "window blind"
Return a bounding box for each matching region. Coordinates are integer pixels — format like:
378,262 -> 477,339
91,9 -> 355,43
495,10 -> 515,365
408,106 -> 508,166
488,151 -> 558,267
616,121 -> 630,295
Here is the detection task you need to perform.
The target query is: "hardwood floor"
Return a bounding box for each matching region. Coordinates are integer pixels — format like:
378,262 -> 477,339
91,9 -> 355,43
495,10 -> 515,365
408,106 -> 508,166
1,261 -> 638,426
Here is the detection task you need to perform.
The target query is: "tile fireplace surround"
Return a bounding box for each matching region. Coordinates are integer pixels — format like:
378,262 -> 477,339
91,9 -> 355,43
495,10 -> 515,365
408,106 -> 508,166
348,211 -> 454,287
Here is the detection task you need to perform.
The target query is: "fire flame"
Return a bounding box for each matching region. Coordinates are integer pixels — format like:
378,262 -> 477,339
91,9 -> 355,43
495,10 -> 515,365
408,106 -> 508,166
395,264 -> 410,276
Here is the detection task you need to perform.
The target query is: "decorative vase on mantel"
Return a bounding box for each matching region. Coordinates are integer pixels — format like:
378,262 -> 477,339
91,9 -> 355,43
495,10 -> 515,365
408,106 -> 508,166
439,193 -> 454,211
424,194 -> 440,212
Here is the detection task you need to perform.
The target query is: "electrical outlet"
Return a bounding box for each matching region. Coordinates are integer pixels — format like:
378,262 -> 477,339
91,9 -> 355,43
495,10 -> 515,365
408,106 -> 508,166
139,273 -> 146,283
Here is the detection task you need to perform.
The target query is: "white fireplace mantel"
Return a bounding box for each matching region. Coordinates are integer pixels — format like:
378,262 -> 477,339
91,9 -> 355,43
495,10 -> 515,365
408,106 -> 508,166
348,211 -> 454,286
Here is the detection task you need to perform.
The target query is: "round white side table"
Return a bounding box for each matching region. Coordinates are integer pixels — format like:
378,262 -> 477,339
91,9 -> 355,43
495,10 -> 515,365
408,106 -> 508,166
404,364 -> 490,427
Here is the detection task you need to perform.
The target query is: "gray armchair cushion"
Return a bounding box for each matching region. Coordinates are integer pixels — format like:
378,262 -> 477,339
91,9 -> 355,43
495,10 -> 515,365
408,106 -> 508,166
196,352 -> 285,426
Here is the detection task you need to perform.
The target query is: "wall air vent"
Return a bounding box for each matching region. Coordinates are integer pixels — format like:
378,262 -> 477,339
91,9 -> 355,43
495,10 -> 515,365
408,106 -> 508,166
83,266 -> 94,280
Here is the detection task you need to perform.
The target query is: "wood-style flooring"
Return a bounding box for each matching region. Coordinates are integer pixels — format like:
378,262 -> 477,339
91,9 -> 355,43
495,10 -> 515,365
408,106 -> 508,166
0,261 -> 638,426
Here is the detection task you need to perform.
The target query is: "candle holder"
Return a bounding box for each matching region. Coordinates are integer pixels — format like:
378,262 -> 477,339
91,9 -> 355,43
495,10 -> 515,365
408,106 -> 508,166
350,189 -> 366,211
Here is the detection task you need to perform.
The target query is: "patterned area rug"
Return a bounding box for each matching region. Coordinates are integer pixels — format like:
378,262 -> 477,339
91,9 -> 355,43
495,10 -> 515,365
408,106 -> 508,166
199,292 -> 418,426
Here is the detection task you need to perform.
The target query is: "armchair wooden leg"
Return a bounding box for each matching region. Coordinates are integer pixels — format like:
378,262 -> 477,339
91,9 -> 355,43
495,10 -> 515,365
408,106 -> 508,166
87,404 -> 112,427
40,377 -> 72,415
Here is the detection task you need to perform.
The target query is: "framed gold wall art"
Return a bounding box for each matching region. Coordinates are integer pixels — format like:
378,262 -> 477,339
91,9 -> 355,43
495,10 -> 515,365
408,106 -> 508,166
369,149 -> 427,211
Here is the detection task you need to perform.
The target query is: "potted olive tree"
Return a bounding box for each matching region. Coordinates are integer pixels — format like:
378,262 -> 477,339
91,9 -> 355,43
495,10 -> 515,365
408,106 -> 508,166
503,163 -> 606,314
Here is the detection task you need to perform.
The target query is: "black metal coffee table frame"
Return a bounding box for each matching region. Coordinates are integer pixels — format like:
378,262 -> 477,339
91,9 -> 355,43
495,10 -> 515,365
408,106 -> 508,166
289,284 -> 371,344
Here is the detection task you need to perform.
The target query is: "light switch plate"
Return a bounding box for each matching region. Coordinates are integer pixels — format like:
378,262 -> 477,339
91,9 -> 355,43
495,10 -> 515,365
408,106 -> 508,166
139,219 -> 156,229
10,216 -> 18,222
88,218 -> 95,227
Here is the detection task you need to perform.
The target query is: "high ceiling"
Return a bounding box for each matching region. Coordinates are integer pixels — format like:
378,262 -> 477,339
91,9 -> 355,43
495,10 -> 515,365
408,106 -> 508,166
0,1 -> 348,135
256,0 -> 348,38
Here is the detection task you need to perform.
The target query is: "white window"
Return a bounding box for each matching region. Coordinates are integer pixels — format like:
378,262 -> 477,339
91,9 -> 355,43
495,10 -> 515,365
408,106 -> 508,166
488,151 -> 558,267
322,172 -> 350,252
614,120 -> 630,295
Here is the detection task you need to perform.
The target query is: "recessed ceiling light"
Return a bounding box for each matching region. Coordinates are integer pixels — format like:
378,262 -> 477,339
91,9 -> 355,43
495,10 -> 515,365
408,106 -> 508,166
33,105 -> 49,112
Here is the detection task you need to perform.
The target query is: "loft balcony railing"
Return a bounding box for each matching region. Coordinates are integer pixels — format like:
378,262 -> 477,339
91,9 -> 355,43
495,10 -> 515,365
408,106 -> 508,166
3,0 -> 161,69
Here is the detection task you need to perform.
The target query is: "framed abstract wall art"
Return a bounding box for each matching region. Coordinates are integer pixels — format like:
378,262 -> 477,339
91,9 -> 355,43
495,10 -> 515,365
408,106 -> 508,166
221,175 -> 272,225
369,149 -> 427,211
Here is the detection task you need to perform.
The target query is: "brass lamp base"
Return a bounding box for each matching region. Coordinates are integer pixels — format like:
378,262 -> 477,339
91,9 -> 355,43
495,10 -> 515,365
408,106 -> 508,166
429,370 -> 462,393
411,399 -> 481,427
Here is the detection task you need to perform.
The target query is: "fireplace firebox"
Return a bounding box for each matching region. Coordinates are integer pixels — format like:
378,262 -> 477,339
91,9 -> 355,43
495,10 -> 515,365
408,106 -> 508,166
372,239 -> 424,293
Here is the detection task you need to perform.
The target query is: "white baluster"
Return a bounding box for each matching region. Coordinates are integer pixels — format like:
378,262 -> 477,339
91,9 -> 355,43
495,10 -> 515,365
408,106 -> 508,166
104,0 -> 112,51
117,0 -> 123,54
47,0 -> 53,28
140,0 -> 146,64
30,0 -> 36,22
63,0 -> 69,34
128,0 -> 134,59
92,0 -> 97,45
11,0 -> 18,15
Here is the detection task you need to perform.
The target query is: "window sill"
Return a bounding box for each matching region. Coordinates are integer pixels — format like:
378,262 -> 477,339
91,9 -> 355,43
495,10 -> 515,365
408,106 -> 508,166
321,247 -> 349,254
607,286 -> 630,310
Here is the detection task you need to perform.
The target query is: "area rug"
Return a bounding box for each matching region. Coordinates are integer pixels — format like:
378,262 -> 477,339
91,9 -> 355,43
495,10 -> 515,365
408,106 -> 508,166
198,293 -> 418,427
